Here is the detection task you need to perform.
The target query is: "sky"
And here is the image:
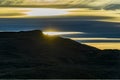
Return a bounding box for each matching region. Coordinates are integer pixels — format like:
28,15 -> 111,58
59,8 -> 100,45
0,0 -> 120,10
0,0 -> 120,49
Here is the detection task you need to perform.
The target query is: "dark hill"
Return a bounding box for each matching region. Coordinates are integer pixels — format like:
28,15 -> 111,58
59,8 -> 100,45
0,30 -> 120,79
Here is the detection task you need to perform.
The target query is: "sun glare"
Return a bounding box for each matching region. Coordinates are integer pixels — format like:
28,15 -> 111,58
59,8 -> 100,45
43,32 -> 83,36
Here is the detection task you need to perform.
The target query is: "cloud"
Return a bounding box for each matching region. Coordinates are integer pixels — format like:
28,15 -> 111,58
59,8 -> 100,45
0,0 -> 23,5
0,0 -> 120,10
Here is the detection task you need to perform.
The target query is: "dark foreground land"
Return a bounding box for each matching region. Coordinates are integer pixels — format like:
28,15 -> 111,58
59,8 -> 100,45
0,30 -> 120,79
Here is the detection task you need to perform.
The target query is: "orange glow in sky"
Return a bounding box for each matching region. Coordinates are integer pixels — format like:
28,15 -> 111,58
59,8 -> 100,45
43,31 -> 84,36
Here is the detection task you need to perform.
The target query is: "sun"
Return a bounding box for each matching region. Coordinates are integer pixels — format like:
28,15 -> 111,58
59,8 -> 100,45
43,28 -> 84,36
43,31 -> 83,36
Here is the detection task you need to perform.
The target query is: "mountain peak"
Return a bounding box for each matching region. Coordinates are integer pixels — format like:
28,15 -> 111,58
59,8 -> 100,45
0,30 -> 43,38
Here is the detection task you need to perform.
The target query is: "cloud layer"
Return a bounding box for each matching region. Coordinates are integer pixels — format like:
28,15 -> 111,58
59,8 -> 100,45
0,0 -> 120,10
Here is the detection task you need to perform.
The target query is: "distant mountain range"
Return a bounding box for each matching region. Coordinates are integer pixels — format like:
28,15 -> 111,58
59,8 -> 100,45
0,30 -> 120,79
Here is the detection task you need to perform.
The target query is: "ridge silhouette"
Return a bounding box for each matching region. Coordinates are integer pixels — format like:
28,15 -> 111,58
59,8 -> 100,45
0,30 -> 119,79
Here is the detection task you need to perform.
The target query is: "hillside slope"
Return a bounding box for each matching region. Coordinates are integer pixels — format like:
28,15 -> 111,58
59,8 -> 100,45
0,30 -> 119,79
